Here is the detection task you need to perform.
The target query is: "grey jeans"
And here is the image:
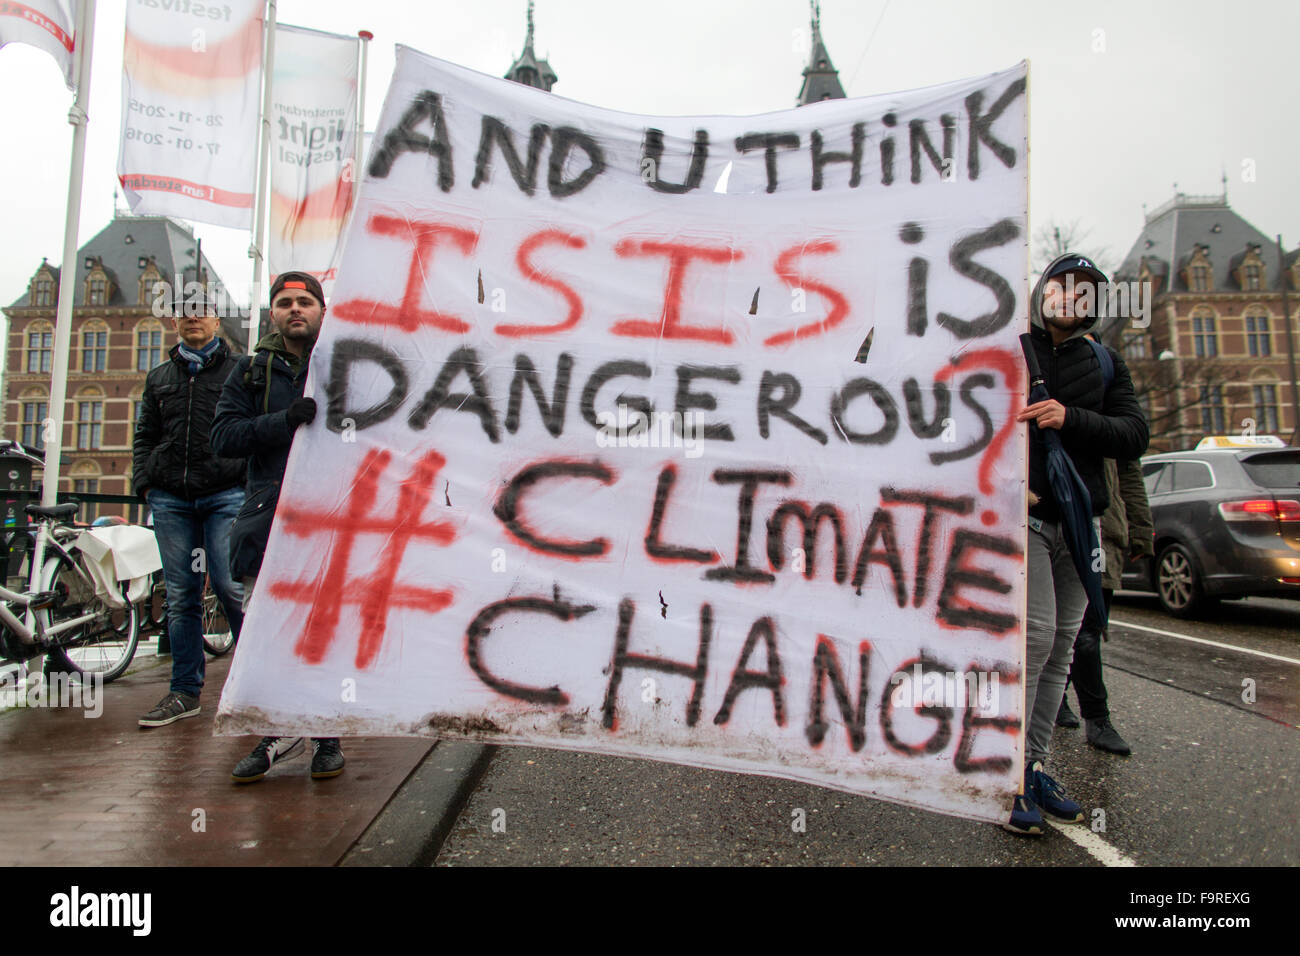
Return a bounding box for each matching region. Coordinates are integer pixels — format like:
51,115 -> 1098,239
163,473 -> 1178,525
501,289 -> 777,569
1025,519 -> 1089,765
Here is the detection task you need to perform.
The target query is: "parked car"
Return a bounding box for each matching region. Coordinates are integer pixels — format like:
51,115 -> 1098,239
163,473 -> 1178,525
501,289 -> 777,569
1121,439 -> 1300,617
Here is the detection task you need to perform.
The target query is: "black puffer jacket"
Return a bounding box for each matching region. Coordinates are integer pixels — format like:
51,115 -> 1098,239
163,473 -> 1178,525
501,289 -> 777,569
132,339 -> 246,501
1027,255 -> 1149,521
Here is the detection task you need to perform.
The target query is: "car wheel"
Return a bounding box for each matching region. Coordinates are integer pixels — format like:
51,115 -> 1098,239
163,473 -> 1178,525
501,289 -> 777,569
1155,543 -> 1216,619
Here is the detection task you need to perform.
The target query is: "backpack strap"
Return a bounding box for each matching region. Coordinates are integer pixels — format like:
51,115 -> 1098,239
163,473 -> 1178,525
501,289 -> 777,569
1087,337 -> 1114,391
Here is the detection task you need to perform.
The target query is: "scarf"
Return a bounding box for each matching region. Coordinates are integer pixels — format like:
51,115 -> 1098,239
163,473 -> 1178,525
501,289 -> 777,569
177,337 -> 221,376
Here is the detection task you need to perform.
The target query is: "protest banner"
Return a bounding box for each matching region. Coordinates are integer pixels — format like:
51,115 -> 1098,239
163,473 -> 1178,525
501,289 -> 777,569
0,0 -> 75,88
216,45 -> 1029,824
268,23 -> 359,296
117,0 -> 263,229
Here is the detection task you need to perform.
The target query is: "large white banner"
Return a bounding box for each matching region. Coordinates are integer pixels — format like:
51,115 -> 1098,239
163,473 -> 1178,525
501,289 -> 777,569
0,0 -> 75,88
217,46 -> 1030,824
268,23 -> 358,298
117,0 -> 263,229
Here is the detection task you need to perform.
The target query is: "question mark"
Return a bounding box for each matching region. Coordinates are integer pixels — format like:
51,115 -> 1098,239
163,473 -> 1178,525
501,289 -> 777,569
934,348 -> 1024,526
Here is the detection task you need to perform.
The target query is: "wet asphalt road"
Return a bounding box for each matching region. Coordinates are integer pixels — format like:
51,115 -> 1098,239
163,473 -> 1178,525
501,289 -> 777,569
434,594 -> 1299,866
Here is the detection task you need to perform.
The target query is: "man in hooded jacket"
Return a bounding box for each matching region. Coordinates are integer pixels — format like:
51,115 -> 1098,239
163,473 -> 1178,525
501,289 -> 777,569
1007,253 -> 1149,834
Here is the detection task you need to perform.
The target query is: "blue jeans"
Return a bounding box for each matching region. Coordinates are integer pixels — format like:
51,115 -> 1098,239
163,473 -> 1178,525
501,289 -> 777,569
148,486 -> 246,698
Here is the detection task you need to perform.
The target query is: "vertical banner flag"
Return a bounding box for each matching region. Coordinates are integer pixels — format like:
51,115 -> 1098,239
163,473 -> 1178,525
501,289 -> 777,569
0,0 -> 76,88
217,46 -> 1030,825
117,0 -> 264,229
268,24 -> 359,297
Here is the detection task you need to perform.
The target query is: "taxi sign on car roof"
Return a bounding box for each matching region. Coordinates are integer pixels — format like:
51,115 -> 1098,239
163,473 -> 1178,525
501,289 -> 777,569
1195,435 -> 1286,449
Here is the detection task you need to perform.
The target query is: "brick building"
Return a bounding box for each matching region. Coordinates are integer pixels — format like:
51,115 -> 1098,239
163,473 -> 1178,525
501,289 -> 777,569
1108,192 -> 1299,452
1,214 -> 248,516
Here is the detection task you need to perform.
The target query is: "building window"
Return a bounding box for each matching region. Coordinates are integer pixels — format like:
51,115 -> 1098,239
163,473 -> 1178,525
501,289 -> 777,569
1121,332 -> 1147,361
26,324 -> 53,373
1246,314 -> 1271,357
1191,265 -> 1209,292
1253,384 -> 1280,434
136,321 -> 165,371
1193,313 -> 1218,358
76,400 -> 103,450
87,276 -> 107,306
32,275 -> 54,307
81,325 -> 108,372
1245,263 -> 1261,290
21,401 -> 48,450
1199,384 -> 1225,433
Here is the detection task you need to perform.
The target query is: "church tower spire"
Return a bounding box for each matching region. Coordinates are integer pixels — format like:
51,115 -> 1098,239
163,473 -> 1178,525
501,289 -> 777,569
505,1 -> 558,91
797,1 -> 846,106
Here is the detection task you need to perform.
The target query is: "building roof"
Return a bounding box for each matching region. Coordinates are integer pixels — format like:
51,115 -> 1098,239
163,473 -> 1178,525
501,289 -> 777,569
796,1 -> 846,106
505,1 -> 557,91
1114,192 -> 1294,294
5,214 -> 248,350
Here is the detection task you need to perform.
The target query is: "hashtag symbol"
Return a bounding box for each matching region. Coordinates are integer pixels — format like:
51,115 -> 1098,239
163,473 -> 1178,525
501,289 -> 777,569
268,448 -> 457,669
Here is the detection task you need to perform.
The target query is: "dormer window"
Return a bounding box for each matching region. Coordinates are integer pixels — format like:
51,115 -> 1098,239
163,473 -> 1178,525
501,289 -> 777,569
138,261 -> 163,307
1245,264 -> 1261,290
1191,265 -> 1208,291
87,276 -> 106,306
32,274 -> 54,307
1185,245 -> 1213,292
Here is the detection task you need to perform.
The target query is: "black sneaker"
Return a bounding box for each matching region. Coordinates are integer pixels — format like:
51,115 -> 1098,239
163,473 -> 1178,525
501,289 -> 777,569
1086,718 -> 1132,756
310,738 -> 345,779
138,692 -> 200,727
1055,698 -> 1080,728
231,736 -> 304,783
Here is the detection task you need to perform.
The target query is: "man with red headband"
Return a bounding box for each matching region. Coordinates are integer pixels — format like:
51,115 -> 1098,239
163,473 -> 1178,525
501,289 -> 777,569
211,271 -> 342,783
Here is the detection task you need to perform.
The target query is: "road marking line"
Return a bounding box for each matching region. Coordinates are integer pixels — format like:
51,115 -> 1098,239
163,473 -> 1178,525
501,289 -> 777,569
1046,820 -> 1138,866
1109,618 -> 1300,666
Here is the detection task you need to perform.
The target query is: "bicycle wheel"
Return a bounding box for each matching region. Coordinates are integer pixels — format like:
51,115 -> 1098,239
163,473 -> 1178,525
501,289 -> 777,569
201,586 -> 235,656
39,554 -> 140,683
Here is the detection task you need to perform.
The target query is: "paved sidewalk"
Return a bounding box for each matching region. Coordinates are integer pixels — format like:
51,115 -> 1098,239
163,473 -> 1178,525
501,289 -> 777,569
0,652 -> 432,866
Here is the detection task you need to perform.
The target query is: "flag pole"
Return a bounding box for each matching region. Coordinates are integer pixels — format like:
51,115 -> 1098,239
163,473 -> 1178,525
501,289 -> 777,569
247,0 -> 278,350
39,0 -> 96,515
29,0 -> 96,634
356,29 -> 371,174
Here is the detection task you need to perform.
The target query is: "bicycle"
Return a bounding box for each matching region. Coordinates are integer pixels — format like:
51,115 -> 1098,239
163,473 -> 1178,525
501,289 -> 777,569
0,502 -> 140,684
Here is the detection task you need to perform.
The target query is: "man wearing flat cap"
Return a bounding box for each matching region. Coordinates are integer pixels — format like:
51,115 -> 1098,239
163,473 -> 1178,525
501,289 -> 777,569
211,271 -> 344,783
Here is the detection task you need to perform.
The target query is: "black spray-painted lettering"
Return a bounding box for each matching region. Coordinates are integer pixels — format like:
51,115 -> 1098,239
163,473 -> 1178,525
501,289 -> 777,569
644,465 -> 718,564
505,352 -> 573,437
465,594 -> 596,705
493,459 -> 615,558
547,127 -> 607,198
757,371 -> 828,445
936,529 -> 1019,632
766,502 -> 848,583
734,132 -> 800,194
806,636 -> 869,751
641,128 -> 709,194
909,114 -> 956,184
408,346 -> 501,441
935,218 -> 1021,339
965,77 -> 1027,180
705,469 -> 792,584
325,338 -> 408,433
713,617 -> 785,727
831,378 -> 899,445
810,123 -> 864,190
472,116 -> 550,196
602,599 -> 711,729
929,372 -> 993,465
879,488 -> 974,608
674,365 -> 740,442
368,90 -> 453,191
850,507 -> 907,605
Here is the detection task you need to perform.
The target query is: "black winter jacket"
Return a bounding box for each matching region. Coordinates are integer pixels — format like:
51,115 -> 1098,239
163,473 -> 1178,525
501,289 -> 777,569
1027,255 -> 1150,521
132,339 -> 246,501
209,333 -> 311,578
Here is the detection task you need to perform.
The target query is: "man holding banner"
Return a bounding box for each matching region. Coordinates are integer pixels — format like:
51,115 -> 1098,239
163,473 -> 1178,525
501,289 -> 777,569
1012,254 -> 1148,834
210,271 -> 343,781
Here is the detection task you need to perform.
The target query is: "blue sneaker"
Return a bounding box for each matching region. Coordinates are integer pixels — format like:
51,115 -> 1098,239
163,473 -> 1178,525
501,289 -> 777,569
1002,794 -> 1044,836
1028,761 -> 1084,823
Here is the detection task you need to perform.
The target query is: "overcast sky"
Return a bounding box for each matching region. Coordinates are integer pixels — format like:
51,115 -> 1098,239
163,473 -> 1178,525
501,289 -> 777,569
2,0 -> 1297,323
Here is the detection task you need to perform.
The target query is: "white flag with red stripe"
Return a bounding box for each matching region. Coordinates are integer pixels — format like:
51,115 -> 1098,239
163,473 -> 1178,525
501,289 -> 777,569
117,0 -> 264,229
0,0 -> 77,89
268,23 -> 359,298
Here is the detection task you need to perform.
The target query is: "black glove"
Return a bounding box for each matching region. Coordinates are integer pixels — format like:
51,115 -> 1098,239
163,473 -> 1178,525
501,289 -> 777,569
286,397 -> 317,429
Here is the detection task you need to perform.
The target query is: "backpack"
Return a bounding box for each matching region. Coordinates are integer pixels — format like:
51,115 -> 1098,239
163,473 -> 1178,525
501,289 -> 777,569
1087,337 -> 1114,392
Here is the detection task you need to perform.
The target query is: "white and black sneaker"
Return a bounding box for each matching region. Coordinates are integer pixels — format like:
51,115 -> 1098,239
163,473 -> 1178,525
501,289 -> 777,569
231,736 -> 304,783
138,692 -> 200,727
